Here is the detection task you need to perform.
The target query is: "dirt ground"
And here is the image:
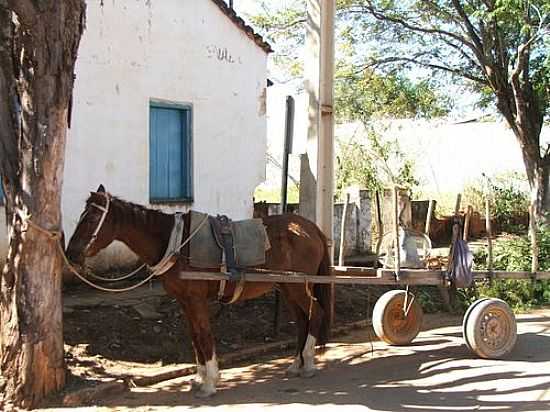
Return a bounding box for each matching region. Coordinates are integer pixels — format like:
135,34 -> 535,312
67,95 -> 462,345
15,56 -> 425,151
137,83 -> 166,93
86,309 -> 550,411
61,278 -> 441,399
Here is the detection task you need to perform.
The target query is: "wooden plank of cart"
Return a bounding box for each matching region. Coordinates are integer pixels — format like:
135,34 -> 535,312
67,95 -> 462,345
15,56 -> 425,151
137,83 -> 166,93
178,266 -> 550,360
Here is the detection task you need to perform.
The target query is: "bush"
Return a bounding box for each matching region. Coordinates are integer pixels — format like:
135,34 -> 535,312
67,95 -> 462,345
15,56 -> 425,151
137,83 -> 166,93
464,228 -> 550,311
463,171 -> 529,234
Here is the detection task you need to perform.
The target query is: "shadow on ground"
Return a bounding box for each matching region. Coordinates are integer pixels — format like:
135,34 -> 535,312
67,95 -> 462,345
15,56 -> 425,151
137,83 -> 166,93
90,322 -> 550,412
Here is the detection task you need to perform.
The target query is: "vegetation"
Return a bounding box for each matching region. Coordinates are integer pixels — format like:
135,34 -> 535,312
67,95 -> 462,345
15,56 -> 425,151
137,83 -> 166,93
463,171 -> 530,233
255,185 -> 300,203
335,126 -> 419,199
465,228 -> 550,311
335,64 -> 451,122
250,0 -> 550,223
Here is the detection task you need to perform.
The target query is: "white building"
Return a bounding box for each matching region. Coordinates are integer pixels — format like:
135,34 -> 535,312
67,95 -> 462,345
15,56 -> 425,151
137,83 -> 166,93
1,0 -> 271,269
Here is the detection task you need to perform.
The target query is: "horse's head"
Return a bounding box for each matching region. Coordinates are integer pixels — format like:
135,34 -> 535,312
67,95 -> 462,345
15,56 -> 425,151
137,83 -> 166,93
66,184 -> 117,265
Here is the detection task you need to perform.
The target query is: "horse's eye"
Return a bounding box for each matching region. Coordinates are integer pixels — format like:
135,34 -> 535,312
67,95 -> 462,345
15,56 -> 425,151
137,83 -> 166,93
77,209 -> 90,224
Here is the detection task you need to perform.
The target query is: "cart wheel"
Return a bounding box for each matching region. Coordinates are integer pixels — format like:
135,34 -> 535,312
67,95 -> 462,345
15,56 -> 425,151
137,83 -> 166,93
373,290 -> 423,345
462,297 -> 490,352
463,298 -> 517,359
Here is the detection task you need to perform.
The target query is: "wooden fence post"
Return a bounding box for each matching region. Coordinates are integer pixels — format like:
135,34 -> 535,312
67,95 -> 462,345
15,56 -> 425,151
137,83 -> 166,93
338,193 -> 350,267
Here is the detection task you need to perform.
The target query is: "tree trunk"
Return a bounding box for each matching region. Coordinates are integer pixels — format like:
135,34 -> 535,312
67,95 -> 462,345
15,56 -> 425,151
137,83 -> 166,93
0,2 -> 86,409
530,163 -> 550,225
496,87 -> 548,224
513,133 -> 550,226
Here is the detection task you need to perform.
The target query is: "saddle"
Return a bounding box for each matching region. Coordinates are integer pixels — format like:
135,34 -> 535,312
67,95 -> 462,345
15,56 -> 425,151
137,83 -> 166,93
188,211 -> 269,269
187,211 -> 270,305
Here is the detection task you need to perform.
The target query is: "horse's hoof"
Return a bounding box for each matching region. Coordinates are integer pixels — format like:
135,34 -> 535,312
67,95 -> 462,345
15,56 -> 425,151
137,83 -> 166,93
189,379 -> 202,391
194,389 -> 216,399
285,366 -> 301,378
194,383 -> 216,399
300,368 -> 317,379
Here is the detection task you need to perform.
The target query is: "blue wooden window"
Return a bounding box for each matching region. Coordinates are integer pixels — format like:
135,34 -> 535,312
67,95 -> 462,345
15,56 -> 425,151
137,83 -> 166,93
149,102 -> 192,202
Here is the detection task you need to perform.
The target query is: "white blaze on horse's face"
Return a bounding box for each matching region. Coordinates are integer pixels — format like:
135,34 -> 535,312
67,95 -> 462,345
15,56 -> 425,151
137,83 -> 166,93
66,191 -> 112,262
82,192 -> 111,255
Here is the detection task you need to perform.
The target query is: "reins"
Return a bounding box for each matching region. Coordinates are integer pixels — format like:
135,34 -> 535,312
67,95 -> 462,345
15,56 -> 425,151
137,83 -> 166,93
17,209 -> 209,293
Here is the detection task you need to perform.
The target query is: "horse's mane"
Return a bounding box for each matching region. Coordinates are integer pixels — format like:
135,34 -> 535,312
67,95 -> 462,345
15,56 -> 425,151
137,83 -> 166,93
92,192 -> 176,233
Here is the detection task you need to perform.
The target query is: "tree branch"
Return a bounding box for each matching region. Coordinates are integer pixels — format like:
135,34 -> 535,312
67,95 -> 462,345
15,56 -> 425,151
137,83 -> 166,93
364,1 -> 476,50
439,36 -> 482,73
450,0 -> 484,52
360,55 -> 487,84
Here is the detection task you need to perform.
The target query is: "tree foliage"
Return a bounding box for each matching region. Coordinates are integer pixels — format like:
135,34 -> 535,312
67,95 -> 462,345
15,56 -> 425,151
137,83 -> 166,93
471,228 -> 550,310
335,65 -> 451,121
249,1 -> 452,121
335,126 -> 419,198
250,0 -> 550,220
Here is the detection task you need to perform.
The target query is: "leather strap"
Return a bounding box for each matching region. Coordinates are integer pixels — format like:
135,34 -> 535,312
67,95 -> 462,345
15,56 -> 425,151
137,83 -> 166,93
217,274 -> 246,304
211,214 -> 241,280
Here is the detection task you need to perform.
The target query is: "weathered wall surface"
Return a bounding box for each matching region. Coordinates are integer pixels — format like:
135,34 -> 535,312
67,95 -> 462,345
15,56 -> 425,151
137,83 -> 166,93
1,0 -> 268,271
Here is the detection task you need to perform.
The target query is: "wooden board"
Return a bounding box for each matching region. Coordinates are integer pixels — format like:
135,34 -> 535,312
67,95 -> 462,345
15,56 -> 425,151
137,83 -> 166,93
177,268 -> 446,286
473,271 -> 550,280
175,268 -> 550,286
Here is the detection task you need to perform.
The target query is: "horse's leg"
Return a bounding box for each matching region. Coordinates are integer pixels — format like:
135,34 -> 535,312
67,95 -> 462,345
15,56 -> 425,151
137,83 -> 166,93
183,298 -> 219,398
280,289 -> 308,377
190,327 -> 207,391
177,299 -> 206,391
285,285 -> 325,378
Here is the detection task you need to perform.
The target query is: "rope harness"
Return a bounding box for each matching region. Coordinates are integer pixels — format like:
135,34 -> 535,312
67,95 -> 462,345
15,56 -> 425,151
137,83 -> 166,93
16,200 -> 209,293
16,197 -> 312,307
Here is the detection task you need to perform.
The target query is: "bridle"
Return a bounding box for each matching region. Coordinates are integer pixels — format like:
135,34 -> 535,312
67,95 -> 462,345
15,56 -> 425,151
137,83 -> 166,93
19,190 -> 209,293
82,192 -> 111,254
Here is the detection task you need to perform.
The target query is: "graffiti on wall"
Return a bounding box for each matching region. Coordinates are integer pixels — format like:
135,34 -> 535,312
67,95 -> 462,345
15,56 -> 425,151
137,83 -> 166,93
206,45 -> 242,64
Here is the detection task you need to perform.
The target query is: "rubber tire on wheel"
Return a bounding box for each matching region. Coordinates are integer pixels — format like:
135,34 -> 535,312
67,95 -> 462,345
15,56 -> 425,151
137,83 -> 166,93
463,298 -> 517,359
373,290 -> 423,345
462,297 -> 490,352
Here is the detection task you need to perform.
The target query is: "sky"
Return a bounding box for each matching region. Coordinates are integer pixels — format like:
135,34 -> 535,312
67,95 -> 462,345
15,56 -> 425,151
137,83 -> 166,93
234,0 -> 262,15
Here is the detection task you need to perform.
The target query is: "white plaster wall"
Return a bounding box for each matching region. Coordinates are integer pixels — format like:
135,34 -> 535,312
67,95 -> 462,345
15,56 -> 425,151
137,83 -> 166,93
0,0 -> 268,270
336,120 -> 549,194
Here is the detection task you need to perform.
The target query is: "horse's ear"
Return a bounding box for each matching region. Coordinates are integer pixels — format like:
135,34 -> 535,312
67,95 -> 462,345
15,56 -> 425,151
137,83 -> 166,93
96,184 -> 105,193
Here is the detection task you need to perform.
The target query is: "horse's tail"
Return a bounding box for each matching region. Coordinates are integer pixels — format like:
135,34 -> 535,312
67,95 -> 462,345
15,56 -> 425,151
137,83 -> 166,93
314,231 -> 332,346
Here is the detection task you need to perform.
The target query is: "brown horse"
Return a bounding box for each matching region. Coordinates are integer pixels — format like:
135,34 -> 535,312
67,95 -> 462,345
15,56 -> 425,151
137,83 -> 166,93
66,185 -> 331,398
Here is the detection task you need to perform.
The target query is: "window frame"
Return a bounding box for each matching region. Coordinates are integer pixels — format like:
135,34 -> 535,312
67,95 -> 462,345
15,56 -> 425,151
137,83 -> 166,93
149,99 -> 194,204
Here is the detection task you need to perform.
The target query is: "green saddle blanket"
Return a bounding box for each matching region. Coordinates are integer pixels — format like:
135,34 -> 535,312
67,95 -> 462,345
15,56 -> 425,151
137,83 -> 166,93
188,211 -> 269,269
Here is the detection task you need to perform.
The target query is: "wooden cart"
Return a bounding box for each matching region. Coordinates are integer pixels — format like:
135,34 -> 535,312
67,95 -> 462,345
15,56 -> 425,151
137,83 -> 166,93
177,266 -> 549,359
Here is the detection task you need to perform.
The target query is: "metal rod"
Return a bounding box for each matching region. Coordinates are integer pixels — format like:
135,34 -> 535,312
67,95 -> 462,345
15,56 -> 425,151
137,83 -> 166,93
280,96 -> 295,214
275,96 -> 295,336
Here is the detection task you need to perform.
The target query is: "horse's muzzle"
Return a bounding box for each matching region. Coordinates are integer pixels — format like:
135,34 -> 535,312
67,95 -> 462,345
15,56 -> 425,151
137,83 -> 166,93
65,248 -> 85,267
